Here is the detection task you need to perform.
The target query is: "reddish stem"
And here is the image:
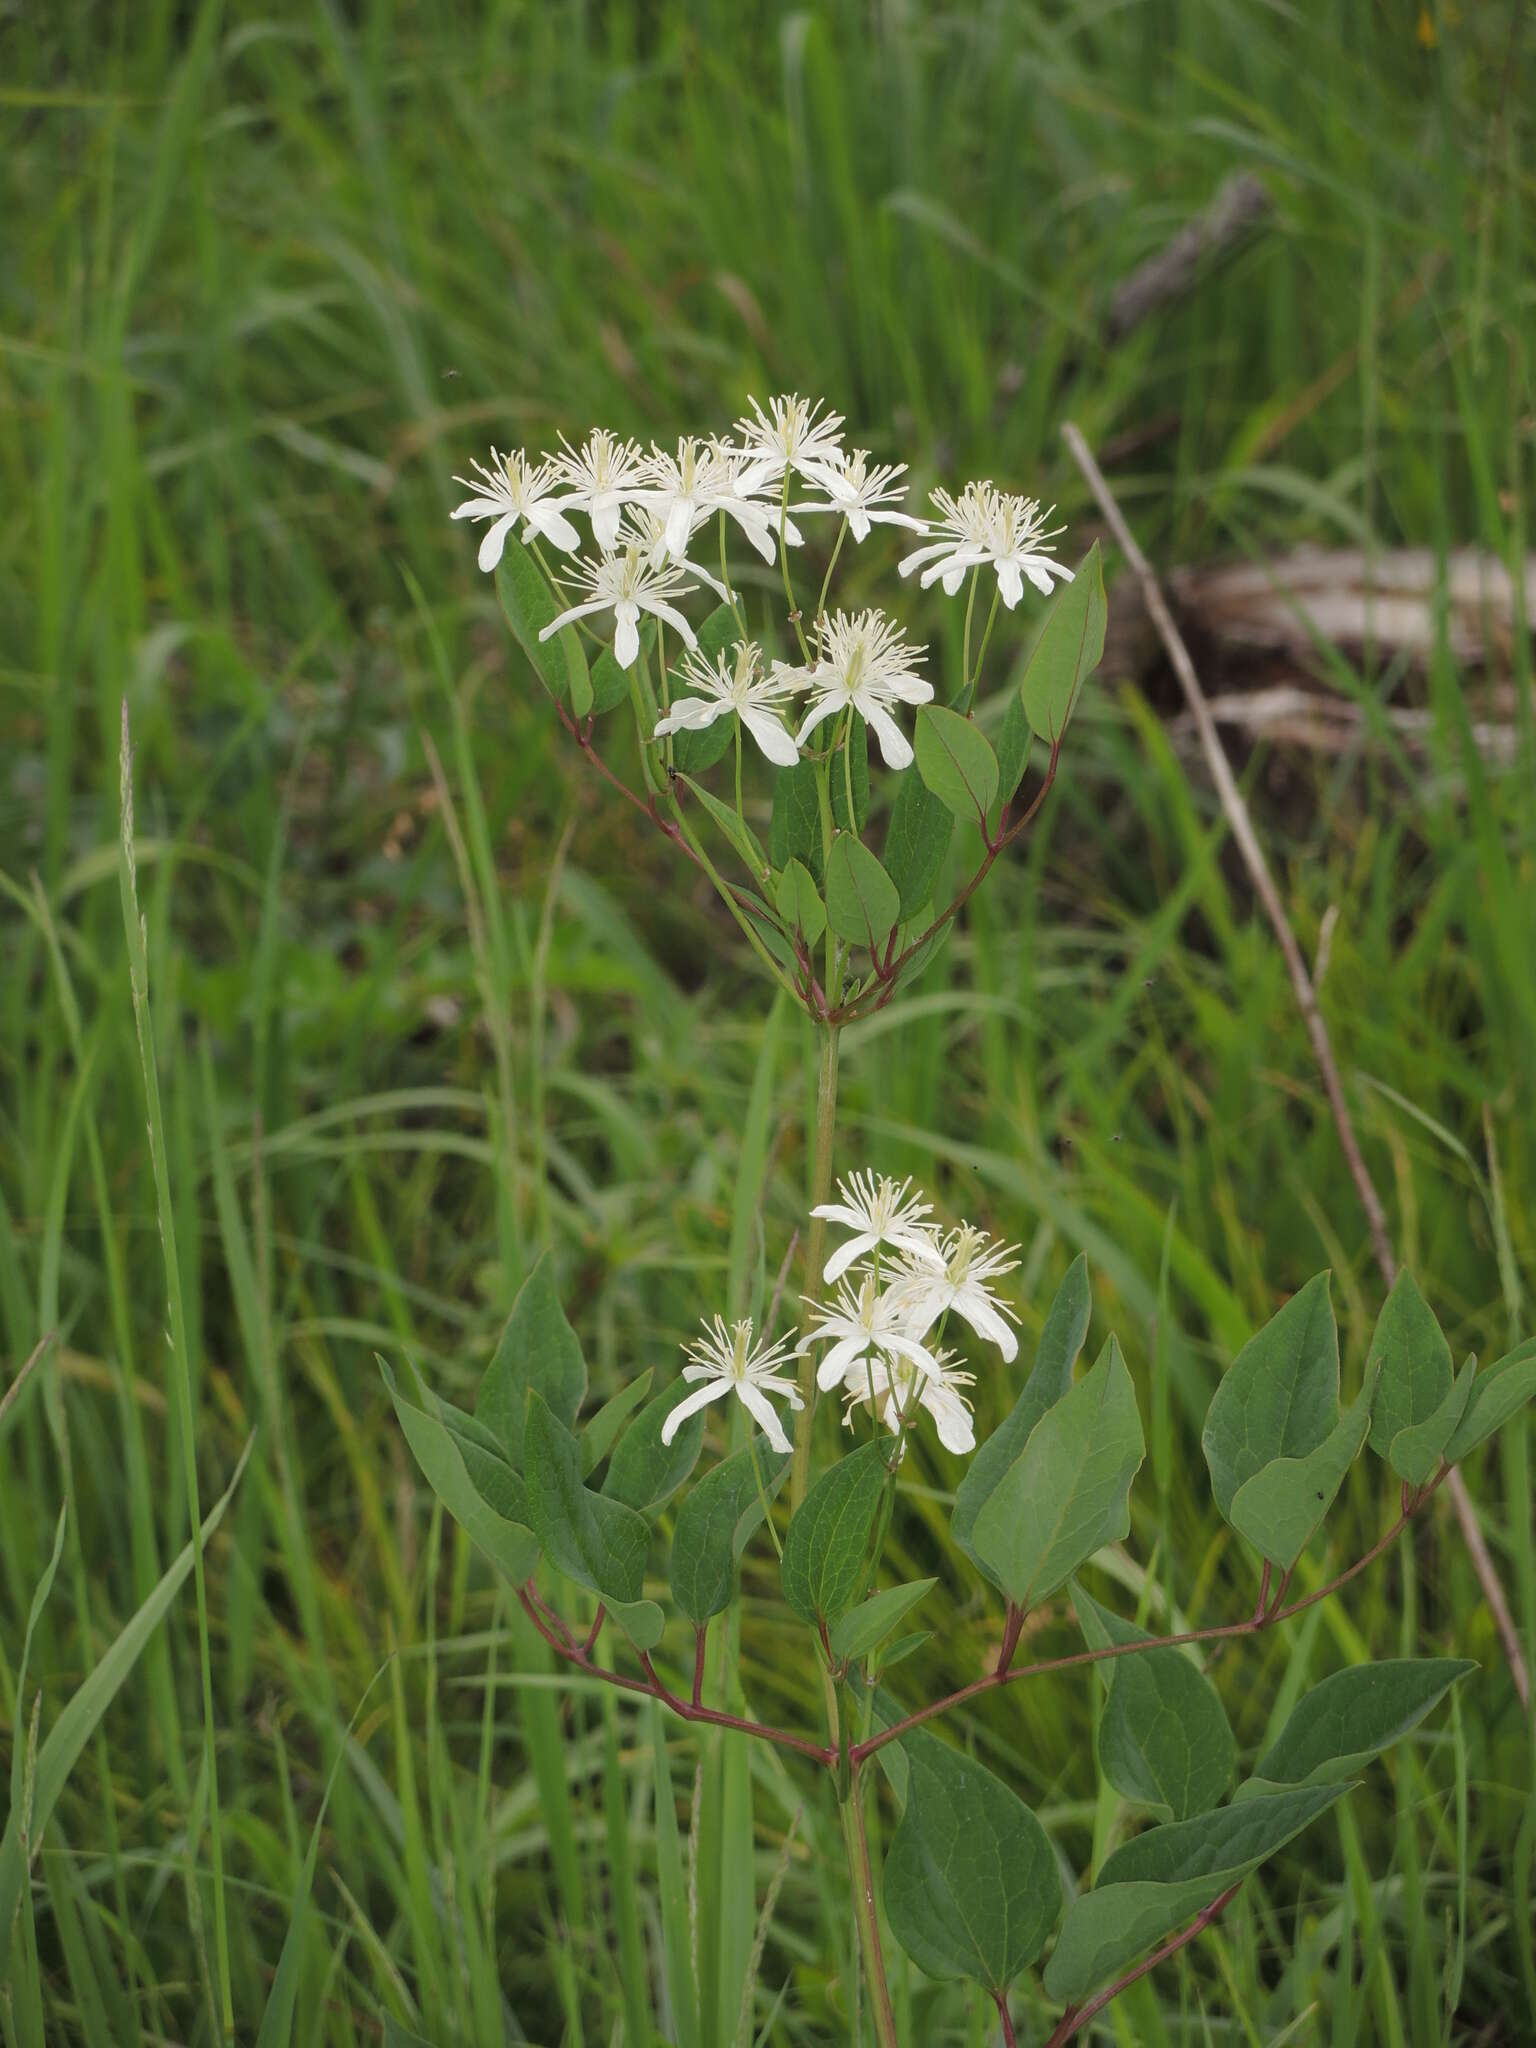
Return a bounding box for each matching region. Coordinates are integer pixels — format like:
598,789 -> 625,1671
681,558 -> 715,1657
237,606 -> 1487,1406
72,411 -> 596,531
517,1586 -> 833,1766
1044,1881 -> 1243,2047
850,1468 -> 1446,1767
996,1991 -> 1018,2046
581,1604 -> 606,1656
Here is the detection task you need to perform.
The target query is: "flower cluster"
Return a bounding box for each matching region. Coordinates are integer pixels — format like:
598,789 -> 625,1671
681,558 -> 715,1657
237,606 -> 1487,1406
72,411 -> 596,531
451,395 -> 1072,772
661,1171 -> 1018,1461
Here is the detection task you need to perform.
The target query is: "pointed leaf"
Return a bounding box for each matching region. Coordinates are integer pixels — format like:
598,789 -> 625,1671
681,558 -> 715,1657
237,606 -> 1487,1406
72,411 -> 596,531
384,1362 -> 539,1583
781,1438 -> 888,1626
882,771 -> 953,919
1248,1658 -> 1477,1792
770,758 -> 825,880
1019,542 -> 1106,744
1388,1356 -> 1475,1486
1365,1272 -> 1455,1480
829,1579 -> 937,1664
602,1385 -> 707,1513
992,691 -> 1036,813
1073,1585 -> 1234,1821
1042,1781 -> 1349,2003
971,1335 -> 1144,1614
774,857 -> 826,946
580,1369 -> 655,1476
495,537 -> 579,705
592,627 -> 647,714
476,1255 -> 587,1469
681,774 -> 768,874
823,835 -> 900,954
670,1437 -> 791,1624
885,1728 -> 1061,1994
1228,1381 -> 1374,1569
1444,1336 -> 1536,1463
1201,1273 -> 1339,1521
953,1255 -> 1091,1587
915,705 -> 1000,823
524,1389 -> 648,1605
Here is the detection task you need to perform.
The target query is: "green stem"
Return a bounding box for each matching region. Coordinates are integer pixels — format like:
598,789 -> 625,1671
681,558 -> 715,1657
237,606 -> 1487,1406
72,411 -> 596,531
665,793 -> 800,1002
734,718 -> 746,850
844,1765 -> 900,2048
744,1426 -> 784,1561
792,1020 -> 841,1508
840,709 -> 857,833
816,515 -> 849,629
960,565 -> 979,695
969,585 -> 1002,697
718,510 -> 749,639
779,467 -> 811,662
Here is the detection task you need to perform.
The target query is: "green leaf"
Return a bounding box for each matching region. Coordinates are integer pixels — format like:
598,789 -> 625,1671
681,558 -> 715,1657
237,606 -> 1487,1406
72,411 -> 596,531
602,1386 -> 707,1513
476,1255 -> 587,1469
1201,1273 -> 1339,1521
884,1728 -> 1061,1994
681,774 -> 767,874
1042,1781 -> 1350,2004
1248,1658 -> 1478,1792
494,537 -> 580,704
383,1362 -> 540,1583
824,835 -> 901,955
1444,1336 -> 1536,1462
914,704 -> 1000,823
882,770 -> 954,919
1388,1356 -> 1475,1485
564,620 -> 592,717
971,1335 -> 1144,1614
524,1388 -> 649,1605
591,629 -> 645,714
1227,1382 -> 1374,1569
769,759 -> 825,880
774,857 -> 826,946
992,690 -> 1036,809
879,1631 -> 931,1672
671,1437 -> 790,1624
781,1438 -> 888,1626
0,1440 -> 254,1983
1019,541 -> 1106,744
953,1254 -> 1091,1587
580,1369 -> 655,1476
437,1398 -> 532,1523
1072,1585 -> 1234,1821
831,714 -> 871,832
1365,1272 -> 1456,1482
829,1579 -> 937,1664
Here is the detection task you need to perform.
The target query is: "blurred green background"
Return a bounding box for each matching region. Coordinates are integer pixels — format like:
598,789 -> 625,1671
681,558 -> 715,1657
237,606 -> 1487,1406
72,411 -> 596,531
2,1 -> 1533,2042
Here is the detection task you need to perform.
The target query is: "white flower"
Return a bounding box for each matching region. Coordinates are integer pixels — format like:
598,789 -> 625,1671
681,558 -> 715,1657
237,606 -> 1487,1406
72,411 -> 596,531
653,640 -> 802,767
552,429 -> 650,552
732,393 -> 847,488
898,480 -> 1073,607
640,437 -> 728,563
792,449 -> 927,543
624,504 -> 732,602
890,1224 -> 1021,1361
811,1171 -> 943,1284
451,449 -> 581,571
798,1275 -> 942,1393
788,608 -> 933,770
539,540 -> 697,670
842,1349 -> 977,1456
661,1314 -> 805,1455
897,480 -> 999,596
704,437 -> 804,563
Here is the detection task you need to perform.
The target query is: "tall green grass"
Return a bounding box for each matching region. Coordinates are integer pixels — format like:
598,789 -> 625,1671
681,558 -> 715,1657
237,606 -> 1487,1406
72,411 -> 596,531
2,1 -> 1532,2041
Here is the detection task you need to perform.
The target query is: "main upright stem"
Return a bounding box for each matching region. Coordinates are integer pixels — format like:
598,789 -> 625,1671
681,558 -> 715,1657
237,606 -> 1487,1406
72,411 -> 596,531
792,1019 -> 841,1509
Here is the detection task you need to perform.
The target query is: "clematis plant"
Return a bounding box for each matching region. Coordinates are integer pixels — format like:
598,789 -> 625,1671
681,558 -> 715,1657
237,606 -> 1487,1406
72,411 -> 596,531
384,394 -> 1536,2045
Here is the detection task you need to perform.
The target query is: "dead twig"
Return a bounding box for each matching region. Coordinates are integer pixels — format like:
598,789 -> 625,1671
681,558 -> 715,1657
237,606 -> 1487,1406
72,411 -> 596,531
1107,172 -> 1270,341
1061,420 -> 1531,1713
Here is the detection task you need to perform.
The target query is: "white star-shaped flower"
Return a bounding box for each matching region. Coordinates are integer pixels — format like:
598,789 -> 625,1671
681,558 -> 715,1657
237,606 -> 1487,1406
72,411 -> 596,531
889,1224 -> 1021,1361
792,449 -> 927,543
798,1274 -> 942,1393
451,449 -> 581,571
703,437 -> 804,563
551,429 -> 650,552
811,1171 -> 943,1284
732,393 -> 847,488
653,640 -> 802,767
660,1314 -> 805,1455
624,504 -> 732,603
899,480 -> 1072,608
539,539 -> 697,670
787,608 -> 933,770
842,1348 -> 977,1456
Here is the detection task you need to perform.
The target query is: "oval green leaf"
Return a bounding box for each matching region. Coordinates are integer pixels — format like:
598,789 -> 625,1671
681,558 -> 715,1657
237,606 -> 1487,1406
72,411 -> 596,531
1073,1584 -> 1234,1821
1019,541 -> 1106,744
915,704 -> 1000,823
475,1254 -> 588,1470
780,1438 -> 888,1626
823,835 -> 900,954
524,1388 -> 649,1605
670,1437 -> 790,1624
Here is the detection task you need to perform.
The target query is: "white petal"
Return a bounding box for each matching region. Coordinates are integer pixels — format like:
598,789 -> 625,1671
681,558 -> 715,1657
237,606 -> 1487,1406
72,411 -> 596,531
533,505 -> 582,553
811,1201 -> 868,1230
996,560 -> 1023,610
898,541 -> 948,578
641,598 -> 698,648
954,1285 -> 1019,1361
864,704 -> 913,770
664,499 -> 694,558
741,705 -> 799,767
592,500 -> 622,551
736,1382 -> 793,1455
847,509 -> 871,543
922,1382 -> 976,1454
817,1336 -> 869,1390
939,563 -> 969,595
477,513 -> 517,572
660,1377 -> 733,1442
452,496 -> 502,521
795,696 -> 843,749
654,695 -> 726,739
822,1232 -> 878,1284
539,597 -> 610,642
614,604 -> 640,669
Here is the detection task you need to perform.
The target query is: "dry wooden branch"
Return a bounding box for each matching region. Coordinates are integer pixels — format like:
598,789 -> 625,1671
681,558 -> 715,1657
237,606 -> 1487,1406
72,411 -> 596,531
1062,420 -> 1531,1712
1107,172 -> 1271,340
